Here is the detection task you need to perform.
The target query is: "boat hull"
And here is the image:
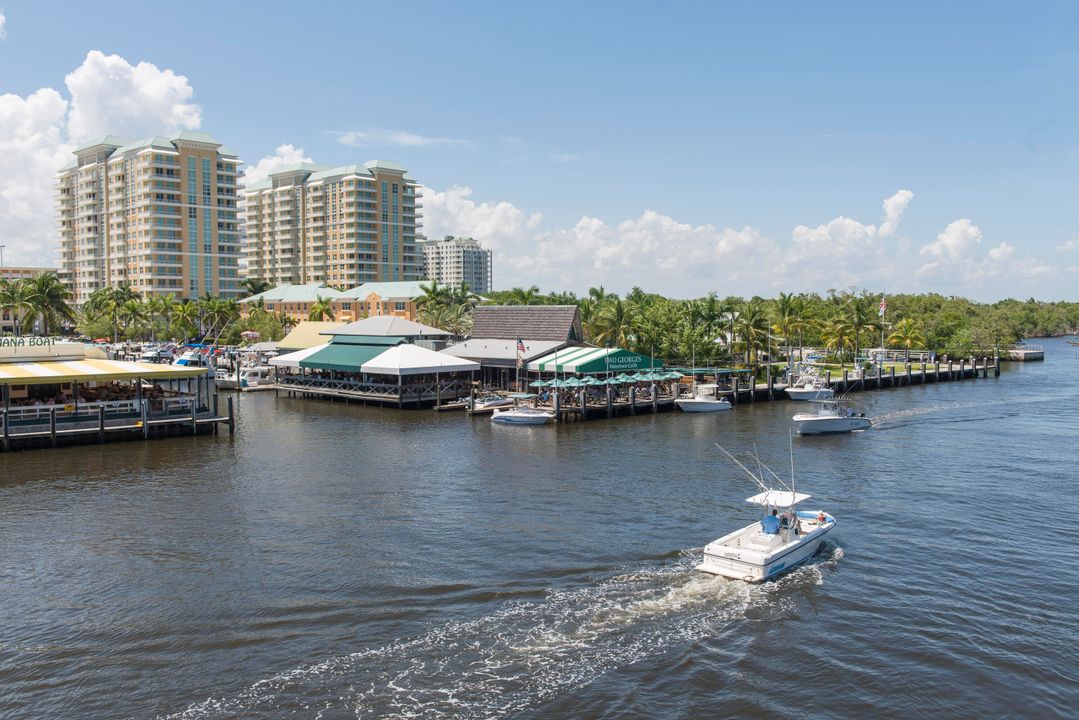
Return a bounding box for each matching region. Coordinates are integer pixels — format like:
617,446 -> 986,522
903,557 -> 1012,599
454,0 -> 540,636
490,410 -> 554,425
785,387 -> 835,401
676,399 -> 732,412
793,415 -> 871,435
697,521 -> 835,582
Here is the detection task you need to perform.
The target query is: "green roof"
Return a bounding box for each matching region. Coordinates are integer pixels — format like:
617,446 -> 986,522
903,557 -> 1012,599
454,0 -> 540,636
169,130 -> 224,146
364,159 -> 407,172
73,135 -> 136,153
299,338 -> 404,372
308,164 -> 374,183
113,136 -> 177,155
340,281 -> 428,300
266,162 -> 331,178
239,283 -> 343,304
325,335 -> 407,346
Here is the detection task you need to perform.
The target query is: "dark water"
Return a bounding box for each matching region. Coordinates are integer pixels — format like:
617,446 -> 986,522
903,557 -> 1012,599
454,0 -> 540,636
2,340 -> 1078,719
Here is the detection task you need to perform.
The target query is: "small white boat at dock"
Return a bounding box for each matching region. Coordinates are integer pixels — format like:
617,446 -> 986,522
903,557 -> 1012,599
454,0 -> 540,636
676,383 -> 732,413
217,365 -> 275,391
698,446 -> 836,582
467,394 -> 516,414
792,399 -> 871,435
785,373 -> 834,401
491,406 -> 555,425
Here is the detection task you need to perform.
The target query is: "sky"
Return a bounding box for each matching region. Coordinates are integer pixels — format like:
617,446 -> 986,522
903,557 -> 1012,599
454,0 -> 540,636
2,1 -> 1079,300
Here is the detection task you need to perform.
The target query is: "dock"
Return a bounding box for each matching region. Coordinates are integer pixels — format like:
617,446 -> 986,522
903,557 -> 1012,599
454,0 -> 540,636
522,356 -> 1001,423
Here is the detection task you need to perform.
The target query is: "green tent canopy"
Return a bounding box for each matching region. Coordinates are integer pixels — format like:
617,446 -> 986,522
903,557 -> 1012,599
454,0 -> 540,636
527,346 -> 662,374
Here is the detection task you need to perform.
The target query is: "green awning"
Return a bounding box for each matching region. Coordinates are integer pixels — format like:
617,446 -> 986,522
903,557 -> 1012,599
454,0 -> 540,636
326,335 -> 407,346
299,339 -> 404,371
527,346 -> 662,373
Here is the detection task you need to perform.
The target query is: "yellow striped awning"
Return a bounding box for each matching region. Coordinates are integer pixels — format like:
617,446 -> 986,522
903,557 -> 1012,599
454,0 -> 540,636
0,359 -> 209,386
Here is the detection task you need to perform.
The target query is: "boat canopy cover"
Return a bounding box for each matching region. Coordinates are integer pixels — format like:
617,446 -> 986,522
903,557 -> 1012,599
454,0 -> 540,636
745,490 -> 812,507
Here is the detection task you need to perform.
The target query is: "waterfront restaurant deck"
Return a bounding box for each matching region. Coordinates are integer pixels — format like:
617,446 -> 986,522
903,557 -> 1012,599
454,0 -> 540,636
0,340 -> 230,451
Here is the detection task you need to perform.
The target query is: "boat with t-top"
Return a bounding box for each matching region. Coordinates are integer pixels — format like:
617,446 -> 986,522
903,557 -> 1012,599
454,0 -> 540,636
697,445 -> 836,582
792,399 -> 871,435
491,406 -> 555,425
784,371 -> 834,401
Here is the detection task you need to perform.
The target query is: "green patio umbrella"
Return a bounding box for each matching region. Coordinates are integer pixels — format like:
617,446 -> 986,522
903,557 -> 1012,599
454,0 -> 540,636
561,377 -> 583,388
614,373 -> 634,383
529,379 -> 548,388
581,376 -> 605,386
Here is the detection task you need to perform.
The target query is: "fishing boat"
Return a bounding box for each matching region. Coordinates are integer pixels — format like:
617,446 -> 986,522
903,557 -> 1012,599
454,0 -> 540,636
467,394 -> 515,413
784,372 -> 834,401
676,383 -> 732,412
792,399 -> 871,435
697,445 -> 836,582
172,348 -> 212,368
490,406 -> 555,425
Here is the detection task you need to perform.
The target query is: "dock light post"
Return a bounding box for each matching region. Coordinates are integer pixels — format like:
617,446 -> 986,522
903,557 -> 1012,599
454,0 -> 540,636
0,244 -> 5,266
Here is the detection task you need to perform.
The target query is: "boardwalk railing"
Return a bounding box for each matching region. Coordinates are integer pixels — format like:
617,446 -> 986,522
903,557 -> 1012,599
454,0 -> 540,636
275,375 -> 474,405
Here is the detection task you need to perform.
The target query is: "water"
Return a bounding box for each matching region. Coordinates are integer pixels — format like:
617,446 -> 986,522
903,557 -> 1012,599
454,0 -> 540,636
2,339 -> 1078,719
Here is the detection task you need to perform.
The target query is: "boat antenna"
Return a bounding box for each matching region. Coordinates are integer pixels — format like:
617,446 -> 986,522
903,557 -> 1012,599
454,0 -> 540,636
753,443 -> 765,484
714,443 -> 769,493
789,429 -> 796,493
757,456 -> 794,494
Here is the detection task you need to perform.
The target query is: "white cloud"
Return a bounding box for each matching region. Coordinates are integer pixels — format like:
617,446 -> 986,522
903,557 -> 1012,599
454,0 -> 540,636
336,128 -> 465,148
0,50 -> 203,268
880,189 -> 914,237
420,185 -> 542,249
918,220 -> 1053,284
64,50 -> 201,141
549,152 -> 581,164
1055,238 -> 1078,251
0,9 -> 7,40
243,144 -> 313,187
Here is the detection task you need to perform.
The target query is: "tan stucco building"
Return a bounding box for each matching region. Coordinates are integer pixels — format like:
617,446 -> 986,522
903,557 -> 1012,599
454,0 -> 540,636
57,131 -> 243,305
243,160 -> 423,289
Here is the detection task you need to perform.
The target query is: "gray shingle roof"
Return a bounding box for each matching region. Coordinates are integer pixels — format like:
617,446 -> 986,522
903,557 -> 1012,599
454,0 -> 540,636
469,305 -> 582,342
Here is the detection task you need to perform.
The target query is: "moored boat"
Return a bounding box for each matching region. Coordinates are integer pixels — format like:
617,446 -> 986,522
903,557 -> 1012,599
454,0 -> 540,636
467,394 -> 516,413
785,373 -> 834,401
676,383 -> 732,412
490,406 -> 555,425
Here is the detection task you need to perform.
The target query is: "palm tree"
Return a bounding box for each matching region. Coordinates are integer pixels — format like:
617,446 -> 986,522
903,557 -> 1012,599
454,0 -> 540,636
0,278 -> 37,336
847,294 -> 882,363
414,280 -> 451,309
593,297 -> 636,347
504,285 -> 543,305
159,293 -> 178,340
734,298 -> 769,365
770,291 -> 799,370
173,301 -> 199,341
887,318 -> 926,361
118,299 -> 145,338
240,278 -> 273,298
820,317 -> 855,367
145,295 -> 165,341
23,272 -> 74,336
308,295 -> 336,321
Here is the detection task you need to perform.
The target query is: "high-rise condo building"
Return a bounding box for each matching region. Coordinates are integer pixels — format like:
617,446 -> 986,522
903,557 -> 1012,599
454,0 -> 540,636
421,235 -> 492,294
57,131 -> 242,305
243,160 -> 423,287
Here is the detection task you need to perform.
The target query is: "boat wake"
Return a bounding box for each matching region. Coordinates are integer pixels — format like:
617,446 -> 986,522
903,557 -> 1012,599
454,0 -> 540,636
871,393 -> 1077,429
162,547 -> 841,720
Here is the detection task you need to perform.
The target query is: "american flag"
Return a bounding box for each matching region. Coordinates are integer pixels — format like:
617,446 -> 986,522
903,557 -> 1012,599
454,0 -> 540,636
878,297 -> 887,317
517,337 -> 526,354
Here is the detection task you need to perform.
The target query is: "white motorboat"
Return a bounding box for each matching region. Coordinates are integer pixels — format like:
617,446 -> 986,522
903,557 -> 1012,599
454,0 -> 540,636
697,446 -> 836,582
217,365 -> 275,391
784,373 -> 834,401
468,394 -> 516,413
676,383 -> 732,413
172,349 -> 212,368
793,400 -> 871,435
491,407 -> 555,425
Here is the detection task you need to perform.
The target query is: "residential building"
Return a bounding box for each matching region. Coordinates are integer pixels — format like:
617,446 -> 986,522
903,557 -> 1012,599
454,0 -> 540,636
239,283 -> 344,324
240,280 -> 429,324
421,235 -> 492,293
243,160 -> 423,288
1,266 -> 58,282
57,131 -> 243,305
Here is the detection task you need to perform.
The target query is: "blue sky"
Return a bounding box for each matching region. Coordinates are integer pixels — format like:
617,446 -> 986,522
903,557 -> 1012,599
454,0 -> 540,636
2,1 -> 1078,299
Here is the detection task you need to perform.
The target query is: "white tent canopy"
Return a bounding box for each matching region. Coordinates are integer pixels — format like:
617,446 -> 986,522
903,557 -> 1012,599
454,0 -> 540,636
268,343 -> 330,369
361,344 -> 480,376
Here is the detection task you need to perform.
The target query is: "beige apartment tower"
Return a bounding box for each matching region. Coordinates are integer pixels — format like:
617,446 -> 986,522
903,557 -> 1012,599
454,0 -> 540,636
243,160 -> 423,287
421,235 -> 492,294
57,131 -> 242,305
